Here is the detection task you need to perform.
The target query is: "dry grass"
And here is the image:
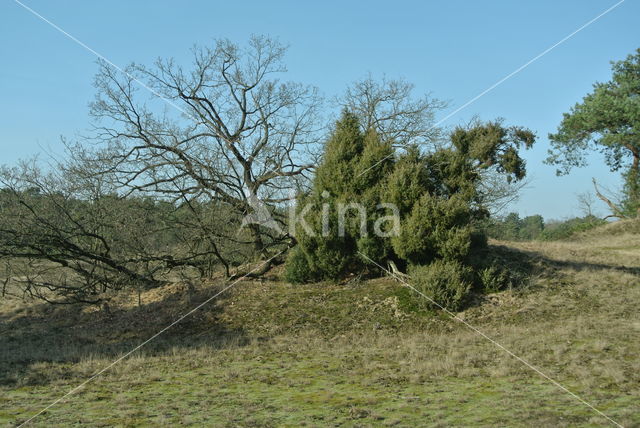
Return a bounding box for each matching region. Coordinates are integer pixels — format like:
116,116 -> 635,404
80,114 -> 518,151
1,221 -> 638,426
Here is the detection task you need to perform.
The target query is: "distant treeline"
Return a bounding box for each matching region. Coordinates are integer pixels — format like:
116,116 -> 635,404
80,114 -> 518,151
485,213 -> 606,241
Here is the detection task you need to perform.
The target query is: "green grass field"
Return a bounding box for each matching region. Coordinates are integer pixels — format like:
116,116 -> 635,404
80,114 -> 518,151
1,220 -> 639,427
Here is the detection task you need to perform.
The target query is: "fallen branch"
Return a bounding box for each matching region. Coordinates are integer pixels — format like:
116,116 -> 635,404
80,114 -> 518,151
592,178 -> 627,219
387,260 -> 409,281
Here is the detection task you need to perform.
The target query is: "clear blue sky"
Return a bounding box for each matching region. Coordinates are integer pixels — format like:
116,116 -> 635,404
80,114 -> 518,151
1,0 -> 638,219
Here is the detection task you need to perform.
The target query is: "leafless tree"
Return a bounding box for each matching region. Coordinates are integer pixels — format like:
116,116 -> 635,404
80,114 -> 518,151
576,191 -> 598,217
592,178 -> 627,219
477,170 -> 531,216
338,76 -> 446,148
0,150 -> 259,303
88,36 -> 322,267
0,161 -> 153,303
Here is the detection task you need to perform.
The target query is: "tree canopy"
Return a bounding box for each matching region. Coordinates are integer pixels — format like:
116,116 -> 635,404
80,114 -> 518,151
547,48 -> 640,217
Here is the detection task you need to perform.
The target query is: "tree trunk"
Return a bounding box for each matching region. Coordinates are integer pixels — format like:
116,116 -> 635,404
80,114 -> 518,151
631,148 -> 640,213
592,178 -> 626,219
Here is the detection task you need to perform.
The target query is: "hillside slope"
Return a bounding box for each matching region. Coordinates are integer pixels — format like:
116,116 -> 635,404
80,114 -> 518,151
1,221 -> 639,426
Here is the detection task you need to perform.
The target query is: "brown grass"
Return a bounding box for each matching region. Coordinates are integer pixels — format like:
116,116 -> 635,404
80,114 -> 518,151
0,221 -> 638,426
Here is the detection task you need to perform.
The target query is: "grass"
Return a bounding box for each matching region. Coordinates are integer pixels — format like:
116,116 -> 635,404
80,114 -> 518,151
1,220 -> 639,426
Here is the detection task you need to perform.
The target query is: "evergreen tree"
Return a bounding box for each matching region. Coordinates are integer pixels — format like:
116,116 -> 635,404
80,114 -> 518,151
547,49 -> 640,217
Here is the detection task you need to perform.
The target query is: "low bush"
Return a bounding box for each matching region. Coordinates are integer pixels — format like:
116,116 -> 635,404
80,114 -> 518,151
283,247 -> 317,284
469,244 -> 532,293
478,266 -> 510,293
409,260 -> 472,311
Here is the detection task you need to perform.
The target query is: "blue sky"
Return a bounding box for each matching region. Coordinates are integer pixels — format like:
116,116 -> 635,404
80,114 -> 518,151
1,0 -> 638,219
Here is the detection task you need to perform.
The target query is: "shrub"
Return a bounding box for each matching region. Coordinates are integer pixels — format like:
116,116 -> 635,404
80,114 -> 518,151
409,260 -> 472,311
285,112 -> 535,286
466,243 -> 532,294
392,193 -> 474,265
284,247 -> 317,284
478,265 -> 511,293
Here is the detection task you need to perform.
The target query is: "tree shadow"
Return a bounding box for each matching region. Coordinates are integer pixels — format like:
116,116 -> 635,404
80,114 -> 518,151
515,246 -> 640,277
0,280 -> 254,387
464,243 -> 639,310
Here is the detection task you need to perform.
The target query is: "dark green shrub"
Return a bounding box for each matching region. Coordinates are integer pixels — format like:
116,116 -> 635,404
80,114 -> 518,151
392,193 -> 474,265
478,265 -> 511,293
409,260 -> 473,311
287,112 -> 393,283
285,112 -> 535,288
284,247 -> 318,284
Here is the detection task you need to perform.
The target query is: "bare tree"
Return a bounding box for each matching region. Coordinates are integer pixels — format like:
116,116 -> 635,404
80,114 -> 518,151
0,161 -> 160,304
0,148 -> 264,304
88,36 -> 322,267
338,76 -> 446,147
592,178 -> 627,220
477,170 -> 531,216
576,191 -> 597,217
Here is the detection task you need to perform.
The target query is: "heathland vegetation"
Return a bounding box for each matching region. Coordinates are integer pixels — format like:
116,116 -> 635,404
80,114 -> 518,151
1,38 -> 639,426
2,218 -> 639,426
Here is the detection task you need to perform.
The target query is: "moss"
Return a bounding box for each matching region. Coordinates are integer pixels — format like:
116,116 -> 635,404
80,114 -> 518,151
2,233 -> 639,427
392,286 -> 432,315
